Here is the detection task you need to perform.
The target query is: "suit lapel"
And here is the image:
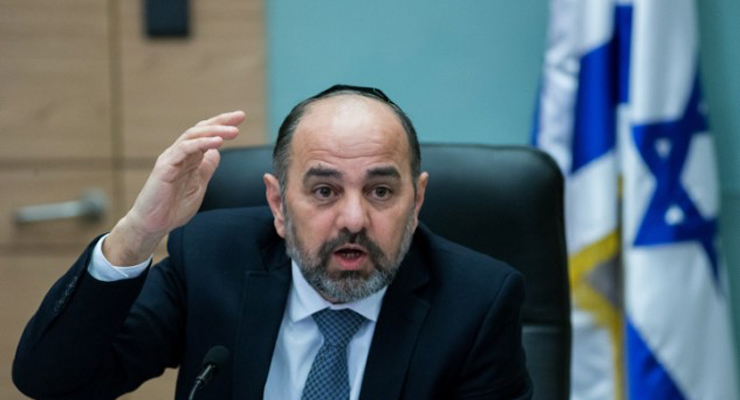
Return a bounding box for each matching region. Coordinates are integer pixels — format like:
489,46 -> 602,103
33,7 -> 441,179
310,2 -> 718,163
232,238 -> 291,400
359,243 -> 430,400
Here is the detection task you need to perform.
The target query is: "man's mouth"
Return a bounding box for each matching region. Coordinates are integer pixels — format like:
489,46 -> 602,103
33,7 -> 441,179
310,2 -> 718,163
333,245 -> 369,269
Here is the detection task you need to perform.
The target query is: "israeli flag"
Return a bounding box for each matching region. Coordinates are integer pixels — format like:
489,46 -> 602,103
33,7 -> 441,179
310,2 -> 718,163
532,0 -> 739,399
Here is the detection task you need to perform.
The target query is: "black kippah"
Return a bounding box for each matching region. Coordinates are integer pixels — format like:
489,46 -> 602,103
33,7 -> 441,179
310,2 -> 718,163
311,84 -> 396,106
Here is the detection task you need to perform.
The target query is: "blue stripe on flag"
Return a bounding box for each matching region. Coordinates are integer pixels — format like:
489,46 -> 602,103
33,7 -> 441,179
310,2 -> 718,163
626,320 -> 686,400
615,5 -> 633,104
571,5 -> 633,173
571,39 -> 617,173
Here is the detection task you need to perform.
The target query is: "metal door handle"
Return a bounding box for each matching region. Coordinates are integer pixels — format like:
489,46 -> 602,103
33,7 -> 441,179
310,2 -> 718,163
14,189 -> 108,224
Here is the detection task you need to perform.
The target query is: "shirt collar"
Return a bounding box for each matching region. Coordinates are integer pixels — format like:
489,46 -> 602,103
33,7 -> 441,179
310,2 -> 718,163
288,260 -> 387,324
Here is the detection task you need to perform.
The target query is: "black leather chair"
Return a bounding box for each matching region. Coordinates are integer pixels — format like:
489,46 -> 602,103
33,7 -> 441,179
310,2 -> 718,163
200,144 -> 571,400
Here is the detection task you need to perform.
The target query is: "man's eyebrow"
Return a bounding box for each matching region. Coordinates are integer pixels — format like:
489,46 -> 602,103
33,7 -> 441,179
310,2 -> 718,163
303,166 -> 342,184
366,166 -> 401,179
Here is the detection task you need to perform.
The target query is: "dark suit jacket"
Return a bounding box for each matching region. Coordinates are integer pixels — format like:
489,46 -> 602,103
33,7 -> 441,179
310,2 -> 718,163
13,206 -> 532,400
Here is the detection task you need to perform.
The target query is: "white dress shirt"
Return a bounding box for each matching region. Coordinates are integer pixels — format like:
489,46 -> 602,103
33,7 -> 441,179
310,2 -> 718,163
264,261 -> 385,400
87,235 -> 387,400
88,234 -> 151,281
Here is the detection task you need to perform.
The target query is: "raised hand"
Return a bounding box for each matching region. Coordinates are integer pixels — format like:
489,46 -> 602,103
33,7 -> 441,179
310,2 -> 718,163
104,111 -> 245,266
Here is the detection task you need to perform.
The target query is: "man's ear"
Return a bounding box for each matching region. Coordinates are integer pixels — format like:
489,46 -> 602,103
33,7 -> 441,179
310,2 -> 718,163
412,172 -> 429,228
264,173 -> 286,238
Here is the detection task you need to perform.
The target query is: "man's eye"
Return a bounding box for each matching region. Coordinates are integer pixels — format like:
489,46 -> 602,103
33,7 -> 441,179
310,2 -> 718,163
314,186 -> 335,199
371,186 -> 392,199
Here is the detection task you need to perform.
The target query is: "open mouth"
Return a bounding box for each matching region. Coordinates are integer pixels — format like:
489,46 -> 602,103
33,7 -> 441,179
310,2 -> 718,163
335,248 -> 366,259
333,245 -> 368,269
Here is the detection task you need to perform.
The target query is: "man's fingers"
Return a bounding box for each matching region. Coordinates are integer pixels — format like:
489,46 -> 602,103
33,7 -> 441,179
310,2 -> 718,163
155,137 -> 221,176
199,148 -> 222,180
194,110 -> 246,128
179,124 -> 240,143
169,136 -> 225,164
176,111 -> 244,144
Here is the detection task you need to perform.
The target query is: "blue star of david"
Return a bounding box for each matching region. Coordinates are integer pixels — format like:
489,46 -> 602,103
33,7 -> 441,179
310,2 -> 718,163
631,75 -> 720,289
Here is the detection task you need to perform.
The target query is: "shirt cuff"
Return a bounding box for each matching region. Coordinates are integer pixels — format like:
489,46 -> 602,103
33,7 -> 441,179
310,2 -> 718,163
87,233 -> 152,282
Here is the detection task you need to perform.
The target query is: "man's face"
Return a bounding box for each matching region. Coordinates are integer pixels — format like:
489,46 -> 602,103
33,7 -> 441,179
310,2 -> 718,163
265,95 -> 428,303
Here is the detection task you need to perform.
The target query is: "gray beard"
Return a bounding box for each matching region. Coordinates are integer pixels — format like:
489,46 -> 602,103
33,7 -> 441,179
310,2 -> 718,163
283,207 -> 416,303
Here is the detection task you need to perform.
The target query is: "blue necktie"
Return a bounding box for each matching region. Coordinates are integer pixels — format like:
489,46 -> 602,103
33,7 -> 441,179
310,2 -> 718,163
302,308 -> 366,400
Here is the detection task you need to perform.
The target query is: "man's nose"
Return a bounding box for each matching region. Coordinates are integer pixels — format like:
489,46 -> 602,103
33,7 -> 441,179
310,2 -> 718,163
336,192 -> 369,233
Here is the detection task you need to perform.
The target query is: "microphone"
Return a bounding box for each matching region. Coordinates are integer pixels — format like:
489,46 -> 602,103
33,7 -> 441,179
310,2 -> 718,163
188,345 -> 230,400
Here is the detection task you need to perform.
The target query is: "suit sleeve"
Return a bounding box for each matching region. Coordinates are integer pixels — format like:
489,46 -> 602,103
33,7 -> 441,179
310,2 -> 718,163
454,270 -> 533,400
12,232 -> 187,400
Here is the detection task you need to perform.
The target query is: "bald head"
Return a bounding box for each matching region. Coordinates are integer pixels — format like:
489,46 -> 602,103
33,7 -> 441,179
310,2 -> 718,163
272,85 -> 421,190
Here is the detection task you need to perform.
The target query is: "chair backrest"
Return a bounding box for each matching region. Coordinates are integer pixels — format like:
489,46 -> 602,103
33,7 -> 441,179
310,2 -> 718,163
200,144 -> 571,400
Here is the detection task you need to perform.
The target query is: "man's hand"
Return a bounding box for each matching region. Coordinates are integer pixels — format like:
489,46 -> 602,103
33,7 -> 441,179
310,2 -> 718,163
104,111 -> 245,266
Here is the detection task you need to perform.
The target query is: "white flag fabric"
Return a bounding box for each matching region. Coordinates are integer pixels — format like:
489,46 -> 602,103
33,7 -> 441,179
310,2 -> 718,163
532,0 -> 739,399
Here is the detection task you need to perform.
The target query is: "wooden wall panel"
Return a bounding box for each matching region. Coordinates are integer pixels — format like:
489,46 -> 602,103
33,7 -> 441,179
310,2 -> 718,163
0,0 -> 112,161
0,167 -> 117,251
118,0 -> 267,160
1,0 -> 267,397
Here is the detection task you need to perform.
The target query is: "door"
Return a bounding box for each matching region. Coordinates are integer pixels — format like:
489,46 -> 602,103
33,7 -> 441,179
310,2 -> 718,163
0,0 -> 266,398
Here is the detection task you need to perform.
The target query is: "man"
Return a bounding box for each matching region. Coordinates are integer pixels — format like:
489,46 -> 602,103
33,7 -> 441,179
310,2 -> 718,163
13,85 -> 532,399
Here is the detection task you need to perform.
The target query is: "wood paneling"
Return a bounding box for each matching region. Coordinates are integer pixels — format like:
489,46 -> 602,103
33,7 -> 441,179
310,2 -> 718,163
0,0 -> 112,161
0,0 -> 266,397
0,167 -> 117,251
118,0 -> 266,160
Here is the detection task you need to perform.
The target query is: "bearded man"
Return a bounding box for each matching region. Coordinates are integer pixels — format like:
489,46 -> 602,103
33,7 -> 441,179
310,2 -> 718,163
13,85 -> 532,400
